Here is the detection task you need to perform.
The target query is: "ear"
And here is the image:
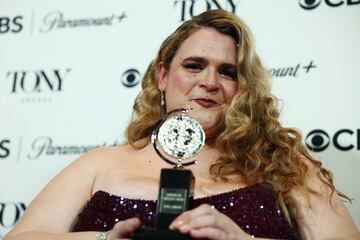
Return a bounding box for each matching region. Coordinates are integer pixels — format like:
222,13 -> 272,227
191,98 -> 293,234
157,61 -> 168,91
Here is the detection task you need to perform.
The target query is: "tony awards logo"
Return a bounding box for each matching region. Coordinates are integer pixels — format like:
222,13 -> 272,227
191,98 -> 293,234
134,108 -> 205,240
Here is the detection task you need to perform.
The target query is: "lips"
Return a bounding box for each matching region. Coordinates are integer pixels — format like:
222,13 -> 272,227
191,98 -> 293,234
194,98 -> 218,108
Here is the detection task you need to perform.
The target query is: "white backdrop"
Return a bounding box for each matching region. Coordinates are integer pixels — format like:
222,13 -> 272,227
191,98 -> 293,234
1,0 -> 359,238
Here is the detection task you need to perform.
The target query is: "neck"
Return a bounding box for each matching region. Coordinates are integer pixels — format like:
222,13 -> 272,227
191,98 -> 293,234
204,136 -> 217,148
188,144 -> 219,170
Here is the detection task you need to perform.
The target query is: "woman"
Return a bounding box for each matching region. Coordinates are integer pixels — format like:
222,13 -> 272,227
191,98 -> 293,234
4,9 -> 360,240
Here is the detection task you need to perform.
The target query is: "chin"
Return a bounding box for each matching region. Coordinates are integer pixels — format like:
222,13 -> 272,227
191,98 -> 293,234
191,111 -> 223,131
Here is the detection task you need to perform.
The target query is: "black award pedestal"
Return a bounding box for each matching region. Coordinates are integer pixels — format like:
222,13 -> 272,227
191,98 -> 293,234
133,109 -> 205,240
134,169 -> 195,240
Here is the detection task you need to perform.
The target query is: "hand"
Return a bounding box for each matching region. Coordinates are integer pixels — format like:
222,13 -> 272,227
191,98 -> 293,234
169,204 -> 253,240
106,217 -> 141,240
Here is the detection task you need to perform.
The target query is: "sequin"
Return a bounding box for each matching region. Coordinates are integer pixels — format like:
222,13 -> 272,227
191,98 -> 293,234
72,184 -> 299,239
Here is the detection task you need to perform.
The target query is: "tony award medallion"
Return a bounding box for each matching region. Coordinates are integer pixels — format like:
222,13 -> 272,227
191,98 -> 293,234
134,108 -> 205,240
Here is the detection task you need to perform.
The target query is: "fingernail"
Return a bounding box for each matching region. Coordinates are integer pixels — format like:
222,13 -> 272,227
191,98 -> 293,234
169,220 -> 183,230
179,224 -> 189,232
128,218 -> 139,225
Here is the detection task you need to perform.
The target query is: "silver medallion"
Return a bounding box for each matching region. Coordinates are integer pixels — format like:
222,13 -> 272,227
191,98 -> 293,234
152,109 -> 205,167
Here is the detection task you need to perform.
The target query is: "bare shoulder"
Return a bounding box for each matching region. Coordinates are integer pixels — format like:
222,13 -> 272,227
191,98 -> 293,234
90,143 -> 160,195
71,144 -> 141,168
80,144 -> 149,166
5,144 -> 138,236
290,157 -> 360,239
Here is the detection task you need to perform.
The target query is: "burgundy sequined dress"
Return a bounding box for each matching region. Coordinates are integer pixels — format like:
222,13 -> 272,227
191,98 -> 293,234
72,184 -> 299,239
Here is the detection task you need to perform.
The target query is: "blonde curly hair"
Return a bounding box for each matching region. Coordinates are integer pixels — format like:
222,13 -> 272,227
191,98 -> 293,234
125,9 -> 342,223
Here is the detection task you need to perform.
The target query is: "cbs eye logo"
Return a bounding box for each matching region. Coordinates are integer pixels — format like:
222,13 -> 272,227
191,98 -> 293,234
305,129 -> 360,152
299,0 -> 360,10
305,130 -> 330,152
299,0 -> 321,10
121,69 -> 141,88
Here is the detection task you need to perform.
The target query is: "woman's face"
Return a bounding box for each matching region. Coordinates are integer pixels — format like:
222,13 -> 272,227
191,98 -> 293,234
158,27 -> 238,140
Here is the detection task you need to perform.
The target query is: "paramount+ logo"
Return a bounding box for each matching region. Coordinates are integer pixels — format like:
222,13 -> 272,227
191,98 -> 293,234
305,129 -> 360,152
299,0 -> 360,10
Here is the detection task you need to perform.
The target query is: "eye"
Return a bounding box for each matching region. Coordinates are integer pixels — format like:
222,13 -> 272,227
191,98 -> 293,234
121,69 -> 141,87
299,0 -> 321,10
219,70 -> 237,81
183,63 -> 203,71
305,129 -> 330,152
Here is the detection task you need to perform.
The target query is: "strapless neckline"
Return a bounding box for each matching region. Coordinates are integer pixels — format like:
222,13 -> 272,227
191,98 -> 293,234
73,182 -> 300,239
93,183 -> 261,202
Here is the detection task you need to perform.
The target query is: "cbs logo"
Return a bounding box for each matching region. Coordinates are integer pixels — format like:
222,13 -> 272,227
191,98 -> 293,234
121,69 -> 141,88
305,129 -> 360,152
0,139 -> 10,159
299,0 -> 360,10
0,16 -> 23,34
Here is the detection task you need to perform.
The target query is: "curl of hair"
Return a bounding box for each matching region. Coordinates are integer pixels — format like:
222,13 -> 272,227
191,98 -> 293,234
125,9 -> 345,223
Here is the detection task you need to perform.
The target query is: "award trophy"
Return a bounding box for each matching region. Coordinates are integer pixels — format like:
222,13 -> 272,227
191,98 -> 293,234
133,108 -> 205,240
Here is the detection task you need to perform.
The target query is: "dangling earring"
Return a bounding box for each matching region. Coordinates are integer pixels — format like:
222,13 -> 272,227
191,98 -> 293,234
160,91 -> 165,106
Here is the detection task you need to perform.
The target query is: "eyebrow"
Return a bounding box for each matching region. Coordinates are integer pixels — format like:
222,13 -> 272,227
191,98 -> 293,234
183,57 -> 237,70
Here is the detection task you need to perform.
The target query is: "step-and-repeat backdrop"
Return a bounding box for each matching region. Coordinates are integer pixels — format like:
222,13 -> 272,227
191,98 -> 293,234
1,0 -> 359,237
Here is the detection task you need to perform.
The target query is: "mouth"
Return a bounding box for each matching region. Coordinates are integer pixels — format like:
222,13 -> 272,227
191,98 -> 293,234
194,98 -> 219,108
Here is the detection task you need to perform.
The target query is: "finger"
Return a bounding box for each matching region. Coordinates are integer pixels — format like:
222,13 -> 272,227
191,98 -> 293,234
170,204 -> 215,229
190,227 -> 227,240
109,217 -> 141,238
177,214 -> 220,234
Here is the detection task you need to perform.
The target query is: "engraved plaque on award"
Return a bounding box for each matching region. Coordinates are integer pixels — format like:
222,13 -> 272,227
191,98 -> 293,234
134,108 -> 205,240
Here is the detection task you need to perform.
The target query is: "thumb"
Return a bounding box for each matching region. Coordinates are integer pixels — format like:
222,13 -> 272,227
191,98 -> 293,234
109,217 -> 141,239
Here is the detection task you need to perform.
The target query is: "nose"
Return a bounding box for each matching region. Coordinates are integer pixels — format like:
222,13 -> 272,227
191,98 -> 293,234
199,69 -> 220,92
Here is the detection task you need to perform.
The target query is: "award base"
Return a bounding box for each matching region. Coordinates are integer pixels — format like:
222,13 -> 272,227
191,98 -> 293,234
133,168 -> 196,240
155,168 -> 194,229
133,228 -> 195,240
